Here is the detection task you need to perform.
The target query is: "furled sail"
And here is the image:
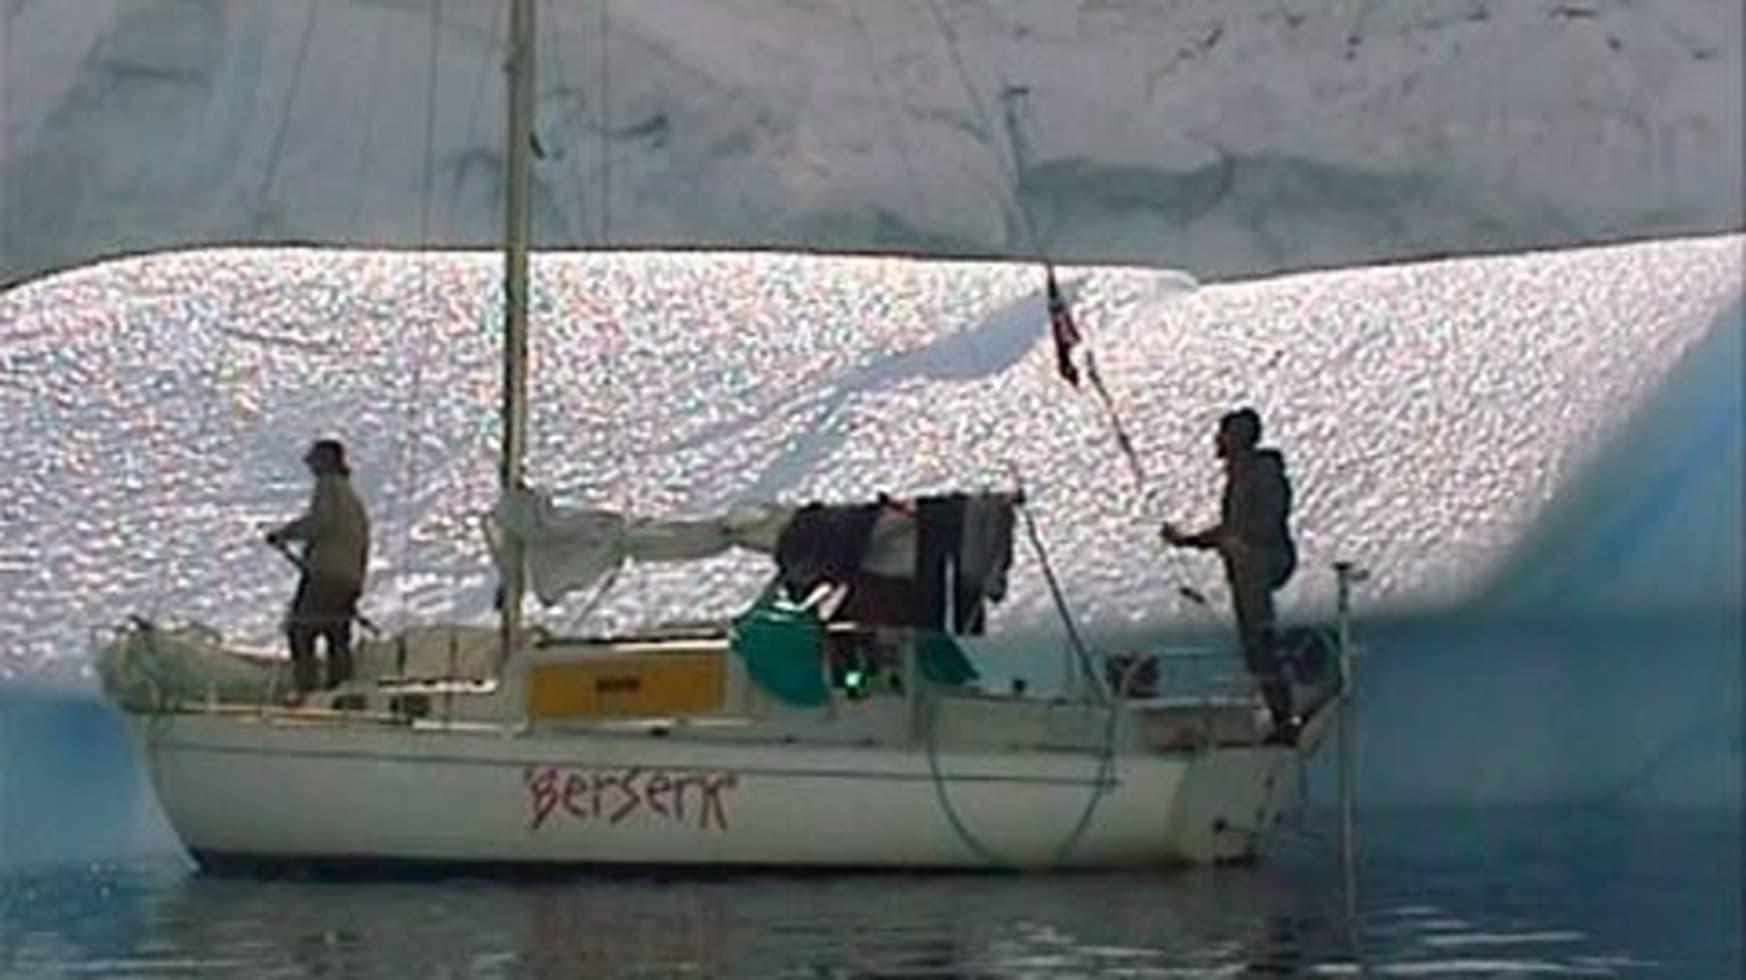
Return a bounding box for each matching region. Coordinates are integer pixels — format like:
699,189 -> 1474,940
491,486 -> 1018,634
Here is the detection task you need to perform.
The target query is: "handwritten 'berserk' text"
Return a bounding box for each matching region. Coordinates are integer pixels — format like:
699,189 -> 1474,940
523,765 -> 739,833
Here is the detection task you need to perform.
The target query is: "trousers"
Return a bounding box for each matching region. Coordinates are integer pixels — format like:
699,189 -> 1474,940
1223,544 -> 1296,727
286,574 -> 360,693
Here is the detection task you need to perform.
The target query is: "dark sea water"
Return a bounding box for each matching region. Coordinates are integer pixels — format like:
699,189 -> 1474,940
0,807 -> 1739,978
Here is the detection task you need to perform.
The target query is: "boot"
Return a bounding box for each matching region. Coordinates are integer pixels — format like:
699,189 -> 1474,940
289,632 -> 319,695
1260,678 -> 1298,746
326,643 -> 354,690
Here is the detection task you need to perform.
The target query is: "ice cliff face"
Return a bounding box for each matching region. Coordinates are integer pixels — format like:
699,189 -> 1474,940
2,0 -> 1740,286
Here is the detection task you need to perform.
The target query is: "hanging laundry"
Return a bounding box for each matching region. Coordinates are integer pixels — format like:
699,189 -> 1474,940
915,494 -> 966,632
775,502 -> 881,600
956,493 -> 1017,634
834,573 -> 922,628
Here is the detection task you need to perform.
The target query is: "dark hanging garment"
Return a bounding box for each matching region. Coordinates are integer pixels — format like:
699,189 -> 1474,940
952,579 -> 985,634
834,573 -> 921,627
954,494 -> 1016,634
914,495 -> 965,632
953,573 -> 986,634
775,503 -> 880,600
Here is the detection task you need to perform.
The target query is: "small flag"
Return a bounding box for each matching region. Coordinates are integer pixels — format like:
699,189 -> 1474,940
1046,265 -> 1081,387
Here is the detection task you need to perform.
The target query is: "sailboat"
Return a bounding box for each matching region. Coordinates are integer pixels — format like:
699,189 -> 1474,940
96,0 -> 1359,871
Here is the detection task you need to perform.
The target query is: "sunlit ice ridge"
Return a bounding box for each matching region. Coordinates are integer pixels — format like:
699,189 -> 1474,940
0,235 -> 1738,674
0,236 -> 1740,864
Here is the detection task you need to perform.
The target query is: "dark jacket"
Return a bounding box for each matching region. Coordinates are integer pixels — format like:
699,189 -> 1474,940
1188,448 -> 1296,586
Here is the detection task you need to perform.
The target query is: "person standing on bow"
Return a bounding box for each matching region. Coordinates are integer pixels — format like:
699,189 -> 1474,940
265,438 -> 371,695
1162,408 -> 1300,743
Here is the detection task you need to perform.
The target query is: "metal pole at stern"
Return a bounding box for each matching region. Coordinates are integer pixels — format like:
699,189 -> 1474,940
1333,560 -> 1368,956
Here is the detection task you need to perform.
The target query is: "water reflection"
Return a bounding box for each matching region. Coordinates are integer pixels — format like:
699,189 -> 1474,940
2,807 -> 1739,977
2,863 -> 1336,978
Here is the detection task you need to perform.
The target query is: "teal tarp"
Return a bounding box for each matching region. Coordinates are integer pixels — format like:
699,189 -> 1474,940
730,600 -> 981,707
730,601 -> 829,707
917,631 -> 979,686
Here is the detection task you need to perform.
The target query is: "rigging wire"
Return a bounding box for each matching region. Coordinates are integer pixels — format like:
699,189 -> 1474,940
1083,345 -> 1216,613
1009,471 -> 1105,702
146,308 -> 238,630
349,14 -> 392,228
386,0 -> 445,635
921,0 -> 1038,259
901,4 -> 1246,860
597,0 -> 612,246
151,2 -> 318,637
1014,477 -> 1125,863
851,2 -> 1103,700
544,0 -> 634,634
839,1 -> 930,224
926,2 -> 1190,638
923,0 -> 1213,621
596,0 -> 633,518
598,0 -> 639,636
459,1 -> 506,203
254,0 -> 322,221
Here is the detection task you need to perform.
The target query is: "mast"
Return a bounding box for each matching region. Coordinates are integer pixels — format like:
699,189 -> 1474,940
499,0 -> 535,659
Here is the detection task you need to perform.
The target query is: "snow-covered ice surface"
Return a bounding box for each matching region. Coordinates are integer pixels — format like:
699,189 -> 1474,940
2,0 -> 1740,285
0,235 -> 1738,680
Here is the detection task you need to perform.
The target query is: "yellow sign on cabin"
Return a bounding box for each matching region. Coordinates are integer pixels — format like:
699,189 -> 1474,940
526,653 -> 725,719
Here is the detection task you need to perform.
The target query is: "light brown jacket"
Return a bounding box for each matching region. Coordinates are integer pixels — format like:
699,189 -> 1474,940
277,473 -> 370,589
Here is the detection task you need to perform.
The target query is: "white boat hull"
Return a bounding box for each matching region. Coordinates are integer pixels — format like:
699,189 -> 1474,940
129,711 -> 1305,870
